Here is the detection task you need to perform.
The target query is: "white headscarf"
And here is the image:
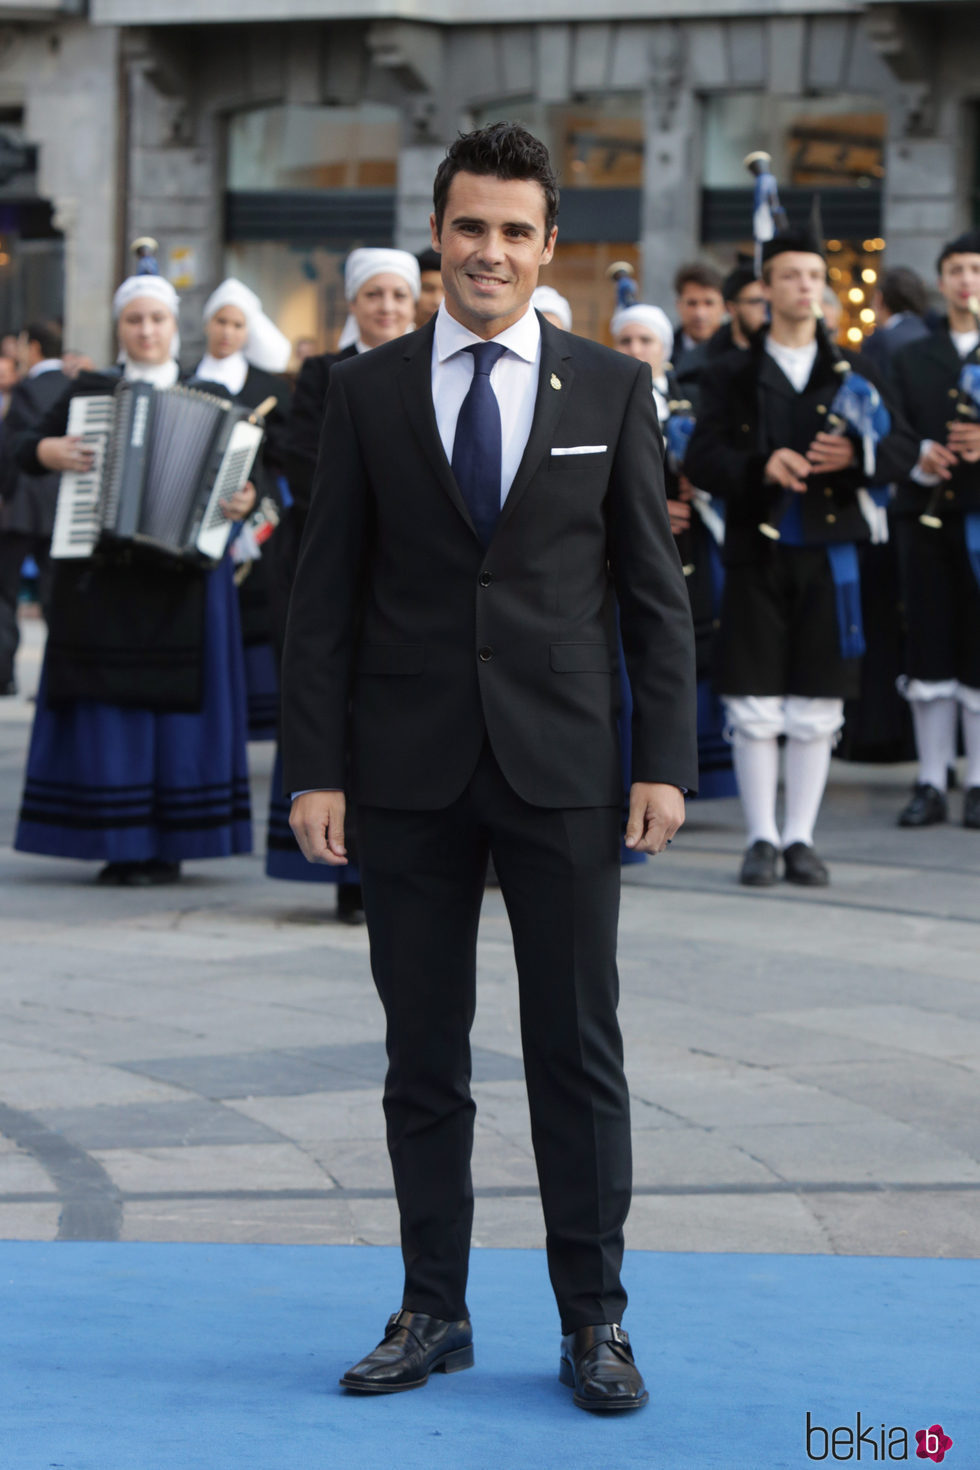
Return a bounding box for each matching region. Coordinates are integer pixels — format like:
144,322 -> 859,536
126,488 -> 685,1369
532,286 -> 573,332
610,303 -> 674,363
201,277 -> 291,375
112,274 -> 181,365
338,249 -> 422,350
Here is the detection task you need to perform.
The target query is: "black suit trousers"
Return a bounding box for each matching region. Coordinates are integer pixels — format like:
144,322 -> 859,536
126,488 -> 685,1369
357,743 -> 631,1335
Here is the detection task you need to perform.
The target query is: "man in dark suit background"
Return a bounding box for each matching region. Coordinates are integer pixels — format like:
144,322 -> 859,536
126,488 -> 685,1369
861,266 -> 930,381
282,123 -> 697,1413
0,319 -> 69,694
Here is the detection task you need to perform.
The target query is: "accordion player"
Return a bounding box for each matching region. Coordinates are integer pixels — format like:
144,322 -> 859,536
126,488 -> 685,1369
51,378 -> 275,567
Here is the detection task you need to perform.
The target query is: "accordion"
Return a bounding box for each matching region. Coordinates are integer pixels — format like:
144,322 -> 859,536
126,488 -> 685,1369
51,380 -> 272,566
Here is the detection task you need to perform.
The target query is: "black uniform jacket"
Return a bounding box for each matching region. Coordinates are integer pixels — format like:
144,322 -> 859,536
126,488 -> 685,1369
889,326 -> 980,517
281,313 -> 698,809
284,346 -> 357,519
684,330 -> 918,566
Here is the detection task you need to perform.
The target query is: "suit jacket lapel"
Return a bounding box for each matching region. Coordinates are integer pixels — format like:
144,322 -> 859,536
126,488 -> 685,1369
497,317 -> 574,535
396,318 -> 478,538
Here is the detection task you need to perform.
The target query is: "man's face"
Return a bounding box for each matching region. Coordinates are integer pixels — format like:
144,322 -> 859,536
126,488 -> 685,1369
763,253 -> 827,325
0,356 -> 16,392
939,253 -> 980,316
730,283 -> 767,338
417,270 -> 444,325
676,285 -> 724,343
431,171 -> 557,338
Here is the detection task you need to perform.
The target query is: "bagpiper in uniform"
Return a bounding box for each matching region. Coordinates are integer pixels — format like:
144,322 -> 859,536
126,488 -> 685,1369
685,228 -> 917,886
889,229 -> 980,830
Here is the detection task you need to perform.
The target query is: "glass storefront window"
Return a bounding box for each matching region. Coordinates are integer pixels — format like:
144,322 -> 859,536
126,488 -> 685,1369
703,94 -> 885,190
227,104 -> 399,192
474,96 -> 643,190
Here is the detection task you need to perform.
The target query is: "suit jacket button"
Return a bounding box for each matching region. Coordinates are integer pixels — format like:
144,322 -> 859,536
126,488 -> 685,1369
824,487 -> 834,497
945,489 -> 955,500
740,423 -> 750,433
479,646 -> 494,662
479,571 -> 493,587
825,513 -> 837,524
949,387 -> 960,398
816,404 -> 827,415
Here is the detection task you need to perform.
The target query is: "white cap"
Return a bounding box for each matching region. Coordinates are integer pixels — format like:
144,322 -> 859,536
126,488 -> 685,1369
610,303 -> 674,360
202,277 -> 291,374
532,285 -> 573,332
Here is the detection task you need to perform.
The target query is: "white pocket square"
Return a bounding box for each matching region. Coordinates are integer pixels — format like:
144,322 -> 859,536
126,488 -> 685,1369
550,445 -> 608,456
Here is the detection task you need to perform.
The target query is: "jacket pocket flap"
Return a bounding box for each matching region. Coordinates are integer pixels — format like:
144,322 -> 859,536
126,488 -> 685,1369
356,643 -> 424,675
550,643 -> 613,673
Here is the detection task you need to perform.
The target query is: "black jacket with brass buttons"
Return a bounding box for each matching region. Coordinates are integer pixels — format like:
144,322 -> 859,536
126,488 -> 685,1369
889,326 -> 980,517
684,328 -> 917,566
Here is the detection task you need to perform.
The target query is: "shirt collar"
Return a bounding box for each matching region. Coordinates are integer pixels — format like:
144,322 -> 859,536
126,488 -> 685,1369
435,300 -> 540,365
28,358 -> 63,378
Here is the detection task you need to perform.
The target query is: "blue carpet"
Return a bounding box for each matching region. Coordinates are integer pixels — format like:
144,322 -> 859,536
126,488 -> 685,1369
1,1245 -> 976,1469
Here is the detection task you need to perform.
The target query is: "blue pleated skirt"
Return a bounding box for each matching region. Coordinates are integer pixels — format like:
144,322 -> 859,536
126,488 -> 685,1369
15,558 -> 252,863
243,639 -> 279,742
265,745 -> 360,885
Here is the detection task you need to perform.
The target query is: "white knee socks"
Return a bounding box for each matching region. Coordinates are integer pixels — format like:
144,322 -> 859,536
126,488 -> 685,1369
781,735 -> 834,849
910,698 -> 958,790
732,737 -> 781,847
962,703 -> 980,790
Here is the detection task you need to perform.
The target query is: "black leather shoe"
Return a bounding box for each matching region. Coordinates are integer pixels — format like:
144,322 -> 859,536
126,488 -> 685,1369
964,788 -> 980,830
339,1309 -> 473,1393
782,842 -> 829,887
336,882 -> 365,925
898,784 -> 947,828
559,1324 -> 648,1412
739,840 -> 778,886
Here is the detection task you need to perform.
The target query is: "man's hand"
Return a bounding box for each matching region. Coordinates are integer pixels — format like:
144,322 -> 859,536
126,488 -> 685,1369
624,782 -> 685,855
764,448 -> 810,493
918,439 -> 957,480
806,432 -> 856,474
947,421 -> 980,464
289,790 -> 348,865
37,435 -> 95,474
667,498 -> 691,535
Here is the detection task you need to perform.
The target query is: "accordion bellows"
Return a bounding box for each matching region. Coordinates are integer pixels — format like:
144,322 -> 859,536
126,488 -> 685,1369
52,380 -> 267,566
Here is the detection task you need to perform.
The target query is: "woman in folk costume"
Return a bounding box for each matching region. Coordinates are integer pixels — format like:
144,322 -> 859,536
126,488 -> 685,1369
612,304 -> 736,800
11,252 -> 254,885
196,277 -> 293,741
267,247 -> 420,922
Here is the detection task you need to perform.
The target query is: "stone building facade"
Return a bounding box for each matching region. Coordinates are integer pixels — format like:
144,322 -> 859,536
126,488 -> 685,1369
1,0 -> 977,360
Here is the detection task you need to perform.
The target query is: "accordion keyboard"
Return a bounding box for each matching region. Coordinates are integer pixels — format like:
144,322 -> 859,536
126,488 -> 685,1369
50,395 -> 115,559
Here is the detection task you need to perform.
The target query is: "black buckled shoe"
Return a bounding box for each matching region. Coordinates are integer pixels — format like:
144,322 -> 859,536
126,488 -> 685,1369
739,840 -> 778,887
898,784 -> 947,828
559,1324 -> 649,1413
782,842 -> 830,887
964,787 -> 980,830
339,1309 -> 473,1394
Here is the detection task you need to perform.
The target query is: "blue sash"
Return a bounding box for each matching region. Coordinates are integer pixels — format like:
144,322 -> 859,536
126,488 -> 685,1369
826,542 -> 865,659
966,512 -> 980,590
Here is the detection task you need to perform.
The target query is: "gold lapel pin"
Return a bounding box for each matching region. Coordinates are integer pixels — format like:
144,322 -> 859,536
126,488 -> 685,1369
550,373 -> 562,391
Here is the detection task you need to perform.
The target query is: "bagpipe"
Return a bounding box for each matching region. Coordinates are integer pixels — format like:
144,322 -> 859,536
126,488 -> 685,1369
919,293 -> 980,530
759,301 -> 891,541
664,395 -> 697,575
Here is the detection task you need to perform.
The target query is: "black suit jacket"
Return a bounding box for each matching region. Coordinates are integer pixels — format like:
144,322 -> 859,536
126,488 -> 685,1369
284,346 -> 357,516
685,332 -> 918,565
860,314 -> 929,382
889,327 -> 980,516
0,368 -> 72,535
282,314 -> 698,809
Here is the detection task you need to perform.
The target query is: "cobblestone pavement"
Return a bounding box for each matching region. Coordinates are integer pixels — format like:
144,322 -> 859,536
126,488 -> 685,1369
2,618 -> 979,1256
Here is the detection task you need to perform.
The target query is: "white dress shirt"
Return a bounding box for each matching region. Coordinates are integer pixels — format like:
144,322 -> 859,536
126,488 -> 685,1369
765,336 -> 817,394
195,350 -> 248,395
431,300 -> 541,505
912,327 -> 980,486
27,358 -> 64,379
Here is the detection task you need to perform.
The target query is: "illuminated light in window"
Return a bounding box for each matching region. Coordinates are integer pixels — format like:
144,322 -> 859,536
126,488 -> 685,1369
848,287 -> 865,303
847,327 -> 863,343
863,240 -> 878,252
859,308 -> 876,323
826,240 -> 842,252
861,268 -> 877,284
874,238 -> 886,250
829,267 -> 842,281
0,252 -> 9,266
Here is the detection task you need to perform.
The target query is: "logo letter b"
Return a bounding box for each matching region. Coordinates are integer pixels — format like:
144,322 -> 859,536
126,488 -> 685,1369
925,1432 -> 940,1453
806,1414 -> 829,1460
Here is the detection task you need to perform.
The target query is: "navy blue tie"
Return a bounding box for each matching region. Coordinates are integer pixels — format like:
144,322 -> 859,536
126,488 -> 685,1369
451,341 -> 507,546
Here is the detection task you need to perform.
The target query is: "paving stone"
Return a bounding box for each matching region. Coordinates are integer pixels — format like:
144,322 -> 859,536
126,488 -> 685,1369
35,1100 -> 283,1150
91,1144 -> 332,1194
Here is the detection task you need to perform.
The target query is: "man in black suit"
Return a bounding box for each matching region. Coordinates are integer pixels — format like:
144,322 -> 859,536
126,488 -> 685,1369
888,231 -> 980,830
282,123 -> 697,1412
861,266 -> 930,382
0,320 -> 69,693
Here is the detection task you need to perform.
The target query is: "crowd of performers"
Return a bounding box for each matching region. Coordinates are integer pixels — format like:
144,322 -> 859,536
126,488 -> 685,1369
2,221 -> 979,903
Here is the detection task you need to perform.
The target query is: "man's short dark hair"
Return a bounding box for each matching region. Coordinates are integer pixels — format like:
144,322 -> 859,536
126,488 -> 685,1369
674,262 -> 724,297
415,247 -> 442,274
722,265 -> 759,304
22,319 -> 62,360
878,266 -> 928,318
433,122 -> 559,238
